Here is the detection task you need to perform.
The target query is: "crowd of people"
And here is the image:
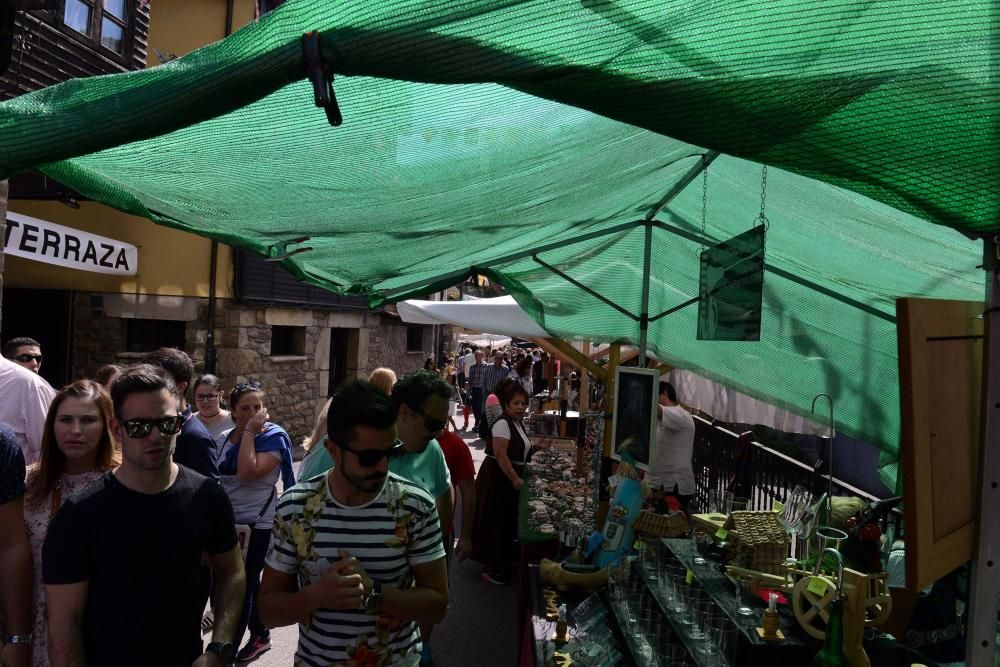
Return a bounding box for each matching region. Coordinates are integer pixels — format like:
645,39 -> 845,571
0,336 -> 561,667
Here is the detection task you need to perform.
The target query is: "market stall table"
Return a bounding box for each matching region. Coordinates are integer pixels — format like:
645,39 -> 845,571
654,538 -> 941,666
519,565 -> 633,667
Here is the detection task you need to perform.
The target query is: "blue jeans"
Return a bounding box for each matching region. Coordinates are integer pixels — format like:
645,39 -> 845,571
234,527 -> 271,648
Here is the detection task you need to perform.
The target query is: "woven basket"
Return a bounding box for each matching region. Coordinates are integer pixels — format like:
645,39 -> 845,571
633,510 -> 689,538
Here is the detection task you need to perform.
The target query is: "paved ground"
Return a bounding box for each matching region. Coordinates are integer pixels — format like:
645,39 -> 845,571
235,418 -> 518,666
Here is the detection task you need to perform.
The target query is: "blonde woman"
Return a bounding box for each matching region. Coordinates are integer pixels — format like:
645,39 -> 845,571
297,398 -> 333,481
368,367 -> 397,395
296,369 -> 398,480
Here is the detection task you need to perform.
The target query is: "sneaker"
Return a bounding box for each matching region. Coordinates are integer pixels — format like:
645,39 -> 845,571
481,569 -> 509,585
235,634 -> 271,662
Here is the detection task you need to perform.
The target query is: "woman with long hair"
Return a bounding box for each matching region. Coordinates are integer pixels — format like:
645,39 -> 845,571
192,374 -> 234,446
368,367 -> 397,395
297,369 -> 398,480
24,380 -> 119,666
297,397 -> 333,481
472,379 -> 550,585
216,381 -> 295,662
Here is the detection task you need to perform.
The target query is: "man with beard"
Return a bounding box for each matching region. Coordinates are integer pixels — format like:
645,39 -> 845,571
259,380 -> 447,667
43,364 -> 245,667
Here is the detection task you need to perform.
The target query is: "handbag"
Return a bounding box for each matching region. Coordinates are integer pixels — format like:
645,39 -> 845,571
235,486 -> 276,561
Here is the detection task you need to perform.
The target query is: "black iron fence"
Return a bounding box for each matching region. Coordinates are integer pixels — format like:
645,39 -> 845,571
691,416 -> 902,536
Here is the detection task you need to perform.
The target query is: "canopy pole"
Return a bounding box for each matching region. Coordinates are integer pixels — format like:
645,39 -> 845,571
638,220 -> 653,365
532,255 -> 640,321
966,234 -> 1000,667
645,151 -> 720,221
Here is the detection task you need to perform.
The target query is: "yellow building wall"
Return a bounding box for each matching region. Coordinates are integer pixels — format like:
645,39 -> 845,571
4,201 -> 233,298
146,0 -> 256,65
7,1 -> 263,299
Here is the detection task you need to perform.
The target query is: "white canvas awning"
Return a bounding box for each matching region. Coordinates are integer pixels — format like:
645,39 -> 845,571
396,295 -> 550,339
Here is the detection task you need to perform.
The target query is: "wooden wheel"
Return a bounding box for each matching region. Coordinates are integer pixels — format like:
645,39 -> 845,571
865,594 -> 892,627
792,576 -> 837,640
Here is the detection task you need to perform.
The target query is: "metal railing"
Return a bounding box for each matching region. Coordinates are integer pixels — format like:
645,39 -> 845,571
690,416 -> 902,536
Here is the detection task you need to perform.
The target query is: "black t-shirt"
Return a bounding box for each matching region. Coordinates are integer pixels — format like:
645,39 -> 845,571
43,467 -> 237,667
174,406 -> 220,480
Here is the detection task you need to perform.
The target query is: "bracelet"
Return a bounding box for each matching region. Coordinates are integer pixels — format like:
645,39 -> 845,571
242,429 -> 256,437
5,633 -> 32,644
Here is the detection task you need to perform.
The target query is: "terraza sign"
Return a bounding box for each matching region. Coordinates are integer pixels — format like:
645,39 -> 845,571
4,212 -> 137,275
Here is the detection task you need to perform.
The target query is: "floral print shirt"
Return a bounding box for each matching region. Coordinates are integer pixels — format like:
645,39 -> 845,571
266,472 -> 444,667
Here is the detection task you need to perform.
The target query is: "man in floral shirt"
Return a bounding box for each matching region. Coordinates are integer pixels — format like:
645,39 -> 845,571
259,380 -> 447,667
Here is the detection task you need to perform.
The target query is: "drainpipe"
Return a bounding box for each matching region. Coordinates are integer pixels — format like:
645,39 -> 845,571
205,0 -> 235,374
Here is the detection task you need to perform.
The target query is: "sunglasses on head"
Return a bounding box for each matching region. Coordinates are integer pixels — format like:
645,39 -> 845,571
408,405 -> 447,433
233,381 -> 262,393
338,439 -> 405,467
121,415 -> 186,438
14,353 -> 42,362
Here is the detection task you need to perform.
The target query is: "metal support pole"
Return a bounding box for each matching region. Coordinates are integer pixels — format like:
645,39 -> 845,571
967,234 -> 1000,667
638,220 -> 652,366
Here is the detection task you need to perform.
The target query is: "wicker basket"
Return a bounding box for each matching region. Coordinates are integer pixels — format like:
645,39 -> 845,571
633,510 -> 689,538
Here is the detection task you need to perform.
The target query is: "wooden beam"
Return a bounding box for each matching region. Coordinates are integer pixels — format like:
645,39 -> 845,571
579,339 -> 591,412
602,343 -> 621,457
532,338 -> 608,383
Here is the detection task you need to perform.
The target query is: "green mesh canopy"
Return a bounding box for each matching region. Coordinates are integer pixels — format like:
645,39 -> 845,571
0,0 -> 993,489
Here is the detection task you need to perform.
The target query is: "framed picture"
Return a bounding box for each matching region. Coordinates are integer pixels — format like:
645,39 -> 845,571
611,366 -> 659,471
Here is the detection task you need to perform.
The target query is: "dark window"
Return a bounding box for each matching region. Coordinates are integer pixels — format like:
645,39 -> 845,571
271,326 -> 305,356
125,319 -> 185,354
406,327 -> 424,353
62,0 -> 129,55
233,250 -> 367,311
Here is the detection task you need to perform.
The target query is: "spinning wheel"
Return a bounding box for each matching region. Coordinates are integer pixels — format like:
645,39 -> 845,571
792,576 -> 837,640
791,572 -> 894,640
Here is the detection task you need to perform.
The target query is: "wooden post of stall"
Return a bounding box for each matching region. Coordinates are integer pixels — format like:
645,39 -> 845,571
602,343 -> 621,458
577,339 -> 591,473
595,342 -> 621,529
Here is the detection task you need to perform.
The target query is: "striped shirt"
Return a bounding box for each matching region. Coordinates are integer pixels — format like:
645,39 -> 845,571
266,472 -> 445,667
0,356 -> 55,466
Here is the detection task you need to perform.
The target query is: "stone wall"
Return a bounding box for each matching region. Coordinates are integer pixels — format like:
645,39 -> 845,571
72,293 -> 443,445
361,311 -> 433,378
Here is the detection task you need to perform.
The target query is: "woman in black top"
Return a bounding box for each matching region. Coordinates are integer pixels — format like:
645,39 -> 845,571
472,379 -> 550,584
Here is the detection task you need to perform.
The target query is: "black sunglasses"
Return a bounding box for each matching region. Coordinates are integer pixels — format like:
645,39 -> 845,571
121,415 -> 186,438
408,405 -> 447,433
14,353 -> 42,362
338,439 -> 405,467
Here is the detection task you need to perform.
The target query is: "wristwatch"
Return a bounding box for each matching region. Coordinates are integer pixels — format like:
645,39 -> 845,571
4,633 -> 32,645
205,641 -> 236,663
364,578 -> 383,614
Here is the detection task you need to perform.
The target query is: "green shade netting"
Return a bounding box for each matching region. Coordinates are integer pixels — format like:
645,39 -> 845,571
0,0 -> 993,489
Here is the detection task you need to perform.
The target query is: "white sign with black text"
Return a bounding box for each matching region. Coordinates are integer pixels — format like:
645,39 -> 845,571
4,211 -> 138,275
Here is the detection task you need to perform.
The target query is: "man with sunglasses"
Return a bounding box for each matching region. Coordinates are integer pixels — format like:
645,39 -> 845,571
3,337 -> 43,374
260,380 -> 447,667
142,347 -> 220,481
388,371 -> 456,667
43,364 -> 246,667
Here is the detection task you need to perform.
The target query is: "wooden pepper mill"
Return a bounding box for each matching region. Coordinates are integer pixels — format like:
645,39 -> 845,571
758,592 -> 785,641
